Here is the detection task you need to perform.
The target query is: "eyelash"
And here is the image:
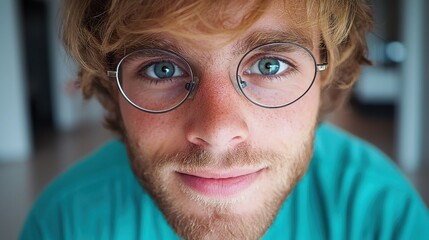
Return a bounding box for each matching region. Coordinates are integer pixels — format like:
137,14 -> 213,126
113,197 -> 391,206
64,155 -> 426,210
138,61 -> 186,80
245,55 -> 298,76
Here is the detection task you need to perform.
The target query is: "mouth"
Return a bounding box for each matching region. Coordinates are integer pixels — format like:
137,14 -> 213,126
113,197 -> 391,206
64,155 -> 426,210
176,168 -> 266,198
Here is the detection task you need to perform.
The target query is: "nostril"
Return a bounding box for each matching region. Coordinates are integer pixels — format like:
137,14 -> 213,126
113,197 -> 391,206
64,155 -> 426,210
188,137 -> 210,148
231,135 -> 245,144
186,125 -> 249,150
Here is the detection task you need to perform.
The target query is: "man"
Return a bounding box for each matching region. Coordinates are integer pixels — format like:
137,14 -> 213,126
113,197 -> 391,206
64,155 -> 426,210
21,0 -> 428,239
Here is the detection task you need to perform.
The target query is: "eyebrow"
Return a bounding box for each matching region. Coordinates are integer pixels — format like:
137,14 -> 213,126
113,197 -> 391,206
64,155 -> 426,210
124,30 -> 314,59
124,34 -> 186,56
233,30 -> 314,55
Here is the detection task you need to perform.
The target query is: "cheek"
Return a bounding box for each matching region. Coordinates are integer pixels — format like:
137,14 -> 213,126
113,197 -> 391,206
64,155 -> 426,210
248,78 -> 320,148
289,78 -> 321,126
119,97 -> 185,156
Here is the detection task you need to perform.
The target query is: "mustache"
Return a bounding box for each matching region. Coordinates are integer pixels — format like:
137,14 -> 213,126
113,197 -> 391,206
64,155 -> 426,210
152,146 -> 284,170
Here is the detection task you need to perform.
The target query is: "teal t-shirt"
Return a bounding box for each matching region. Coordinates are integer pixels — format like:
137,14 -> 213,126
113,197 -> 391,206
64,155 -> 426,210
20,124 -> 429,239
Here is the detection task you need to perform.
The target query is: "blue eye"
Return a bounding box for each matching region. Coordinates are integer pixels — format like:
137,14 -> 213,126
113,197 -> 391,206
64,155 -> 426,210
245,57 -> 290,75
146,61 -> 184,79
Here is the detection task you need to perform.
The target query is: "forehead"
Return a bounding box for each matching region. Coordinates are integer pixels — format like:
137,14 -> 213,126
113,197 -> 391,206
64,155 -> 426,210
117,0 -> 316,55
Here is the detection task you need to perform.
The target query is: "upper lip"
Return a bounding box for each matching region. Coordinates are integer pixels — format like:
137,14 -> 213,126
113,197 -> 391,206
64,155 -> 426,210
176,167 -> 266,179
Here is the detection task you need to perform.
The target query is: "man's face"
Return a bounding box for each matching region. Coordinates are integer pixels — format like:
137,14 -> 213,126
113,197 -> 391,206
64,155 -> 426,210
120,2 -> 321,239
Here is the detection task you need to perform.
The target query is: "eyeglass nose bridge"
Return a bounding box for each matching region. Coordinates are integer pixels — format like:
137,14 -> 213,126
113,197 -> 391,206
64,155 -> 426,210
184,74 -> 247,101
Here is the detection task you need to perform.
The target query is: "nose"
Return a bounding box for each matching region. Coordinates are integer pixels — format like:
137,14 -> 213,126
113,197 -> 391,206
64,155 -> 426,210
185,73 -> 249,152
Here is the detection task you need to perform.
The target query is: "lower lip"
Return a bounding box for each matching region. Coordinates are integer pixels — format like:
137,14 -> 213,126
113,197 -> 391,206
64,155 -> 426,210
177,170 -> 263,198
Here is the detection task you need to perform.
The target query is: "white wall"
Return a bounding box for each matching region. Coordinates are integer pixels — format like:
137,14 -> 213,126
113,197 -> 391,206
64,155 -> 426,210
0,0 -> 32,162
397,0 -> 427,172
47,0 -> 103,131
0,0 -> 104,162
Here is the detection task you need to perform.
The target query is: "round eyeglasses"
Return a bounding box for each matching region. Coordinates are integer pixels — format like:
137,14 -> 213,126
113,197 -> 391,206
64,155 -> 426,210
107,42 -> 328,113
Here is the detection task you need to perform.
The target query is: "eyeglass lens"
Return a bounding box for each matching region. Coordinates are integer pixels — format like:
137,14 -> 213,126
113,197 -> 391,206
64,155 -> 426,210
117,49 -> 193,113
236,42 -> 317,108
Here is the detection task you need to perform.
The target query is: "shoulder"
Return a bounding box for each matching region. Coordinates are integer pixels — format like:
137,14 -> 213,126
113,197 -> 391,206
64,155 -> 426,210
20,140 -> 146,239
37,139 -> 136,204
303,123 -> 429,239
312,123 -> 410,191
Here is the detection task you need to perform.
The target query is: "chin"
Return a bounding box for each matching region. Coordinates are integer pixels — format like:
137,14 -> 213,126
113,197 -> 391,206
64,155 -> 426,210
160,170 -> 290,240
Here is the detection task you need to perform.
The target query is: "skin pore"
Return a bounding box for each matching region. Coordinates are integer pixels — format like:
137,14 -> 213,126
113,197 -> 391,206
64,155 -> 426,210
120,1 -> 322,239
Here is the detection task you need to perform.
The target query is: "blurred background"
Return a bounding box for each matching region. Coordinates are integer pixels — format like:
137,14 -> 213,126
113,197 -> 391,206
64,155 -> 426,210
0,0 -> 428,239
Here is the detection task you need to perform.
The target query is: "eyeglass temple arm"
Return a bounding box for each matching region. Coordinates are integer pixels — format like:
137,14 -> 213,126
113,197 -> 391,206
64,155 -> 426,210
316,44 -> 328,72
316,63 -> 328,72
107,71 -> 117,78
